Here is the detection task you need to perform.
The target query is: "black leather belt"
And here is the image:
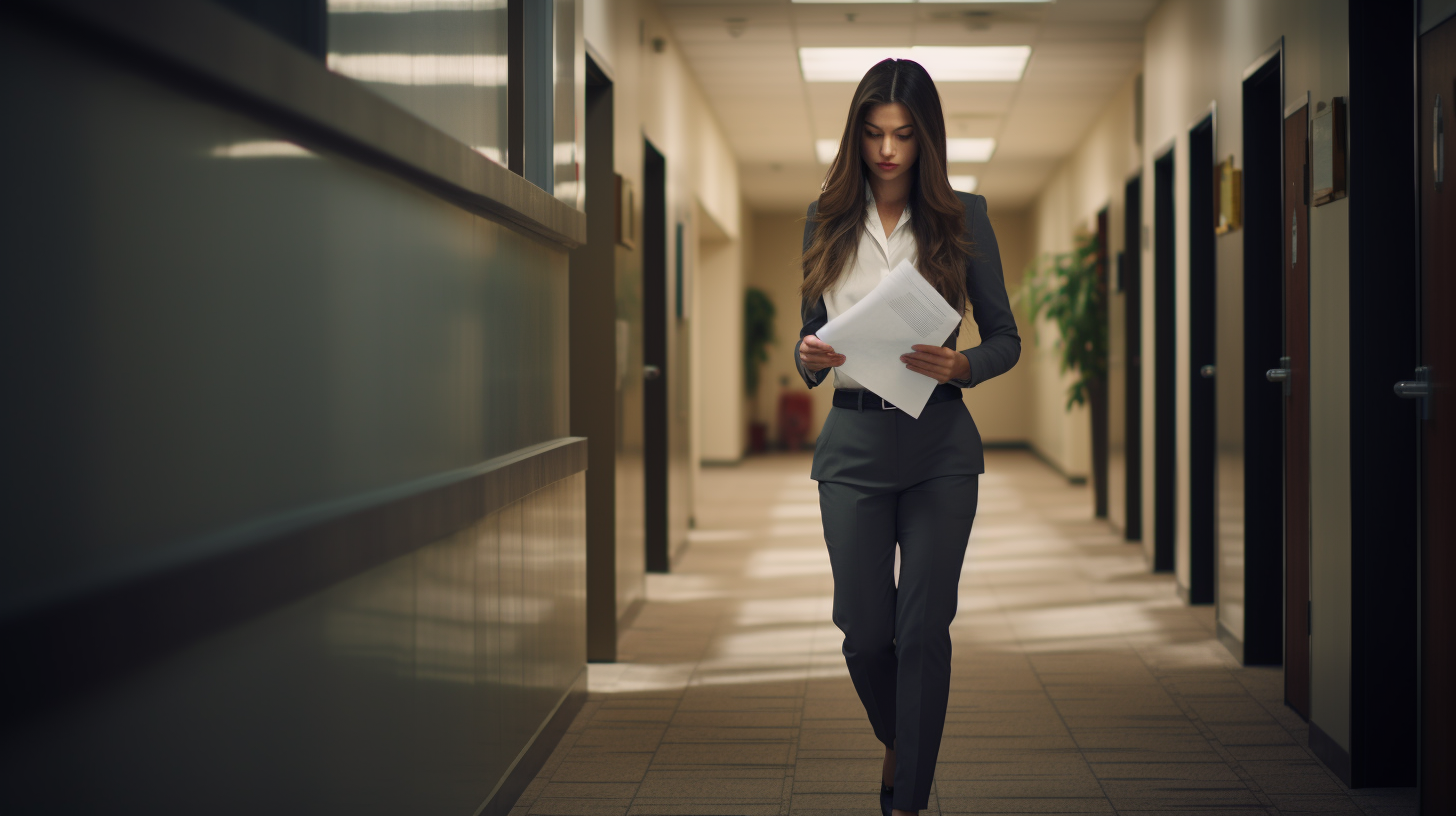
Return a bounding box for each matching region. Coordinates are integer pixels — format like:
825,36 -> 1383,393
832,385 -> 962,412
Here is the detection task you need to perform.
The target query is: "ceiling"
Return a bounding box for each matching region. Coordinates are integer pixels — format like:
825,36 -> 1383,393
656,0 -> 1159,213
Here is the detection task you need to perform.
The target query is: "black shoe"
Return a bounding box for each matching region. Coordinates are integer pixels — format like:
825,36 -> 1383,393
879,783 -> 893,816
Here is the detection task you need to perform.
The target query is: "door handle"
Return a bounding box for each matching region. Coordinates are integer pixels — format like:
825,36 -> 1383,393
1394,366 -> 1430,420
1200,365 -> 1216,379
643,365 -> 661,381
1266,356 -> 1292,396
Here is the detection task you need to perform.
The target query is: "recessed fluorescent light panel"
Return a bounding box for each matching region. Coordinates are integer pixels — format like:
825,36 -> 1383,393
818,138 -> 995,165
793,0 -> 1048,3
948,175 -> 979,193
946,138 -> 996,162
799,46 -> 1031,83
816,139 -> 841,164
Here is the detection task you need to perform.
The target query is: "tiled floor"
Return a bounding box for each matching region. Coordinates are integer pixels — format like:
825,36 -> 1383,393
510,451 -> 1415,816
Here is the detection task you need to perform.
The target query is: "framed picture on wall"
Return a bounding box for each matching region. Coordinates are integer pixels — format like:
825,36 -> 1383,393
615,173 -> 636,248
1312,97 -> 1348,206
1214,155 -> 1243,234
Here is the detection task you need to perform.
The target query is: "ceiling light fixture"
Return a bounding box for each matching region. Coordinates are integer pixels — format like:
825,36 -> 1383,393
948,175 -> 979,193
799,45 -> 1031,82
816,139 -> 996,165
946,138 -> 996,162
815,139 -> 840,164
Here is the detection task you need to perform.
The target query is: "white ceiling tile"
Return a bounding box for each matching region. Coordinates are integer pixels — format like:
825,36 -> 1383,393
660,0 -> 1149,215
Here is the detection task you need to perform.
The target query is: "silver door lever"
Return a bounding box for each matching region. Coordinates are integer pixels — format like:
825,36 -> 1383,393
1394,366 -> 1430,420
1266,357 -> 1292,396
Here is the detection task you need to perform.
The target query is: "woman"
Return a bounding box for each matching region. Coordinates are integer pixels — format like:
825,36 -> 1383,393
794,58 -> 1020,816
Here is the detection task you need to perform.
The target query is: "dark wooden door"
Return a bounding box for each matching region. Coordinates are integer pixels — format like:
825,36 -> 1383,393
1124,175 -> 1143,542
1282,101 -> 1311,720
1153,149 -> 1177,573
1419,16 -> 1456,811
1092,208 -> 1110,520
1189,114 -> 1217,605
1239,48 -> 1285,666
643,139 -> 669,572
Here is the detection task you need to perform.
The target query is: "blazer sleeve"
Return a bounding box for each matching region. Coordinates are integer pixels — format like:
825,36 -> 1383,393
954,194 -> 1021,388
794,201 -> 831,389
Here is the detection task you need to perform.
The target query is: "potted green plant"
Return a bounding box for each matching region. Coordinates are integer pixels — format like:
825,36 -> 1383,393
1021,230 -> 1109,512
743,287 -> 776,453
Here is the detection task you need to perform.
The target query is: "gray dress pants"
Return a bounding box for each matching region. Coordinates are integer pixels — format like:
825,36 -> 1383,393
812,396 -> 982,811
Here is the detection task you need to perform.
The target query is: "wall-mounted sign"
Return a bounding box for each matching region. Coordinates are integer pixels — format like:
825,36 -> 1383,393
1215,155 -> 1242,234
615,173 -> 636,248
1312,97 -> 1348,206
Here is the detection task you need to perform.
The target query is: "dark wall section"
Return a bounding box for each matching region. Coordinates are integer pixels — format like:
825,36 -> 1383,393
0,5 -> 586,814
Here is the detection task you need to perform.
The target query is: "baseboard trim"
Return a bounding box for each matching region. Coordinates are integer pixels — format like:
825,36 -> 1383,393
1216,621 -> 1245,664
1176,582 -> 1214,607
476,667 -> 588,816
1024,444 -> 1089,485
1309,721 -> 1353,786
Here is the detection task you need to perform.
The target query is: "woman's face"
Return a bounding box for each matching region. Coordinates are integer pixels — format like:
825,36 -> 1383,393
860,102 -> 918,186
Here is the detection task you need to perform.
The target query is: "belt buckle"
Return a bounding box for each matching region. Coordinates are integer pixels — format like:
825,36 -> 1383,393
880,398 -> 897,411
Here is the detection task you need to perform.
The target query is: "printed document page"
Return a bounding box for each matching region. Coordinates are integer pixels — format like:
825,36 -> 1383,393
816,260 -> 963,418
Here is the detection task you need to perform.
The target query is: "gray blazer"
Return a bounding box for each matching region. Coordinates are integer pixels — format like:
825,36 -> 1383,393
793,191 -> 1021,392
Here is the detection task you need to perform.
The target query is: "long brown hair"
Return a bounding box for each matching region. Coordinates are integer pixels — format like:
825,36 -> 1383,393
800,59 -> 970,310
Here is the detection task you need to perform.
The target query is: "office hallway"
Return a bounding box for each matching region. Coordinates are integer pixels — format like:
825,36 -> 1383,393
510,451 -> 1413,816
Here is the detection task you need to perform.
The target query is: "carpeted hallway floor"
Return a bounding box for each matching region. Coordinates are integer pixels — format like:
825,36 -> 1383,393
508,450 -> 1415,816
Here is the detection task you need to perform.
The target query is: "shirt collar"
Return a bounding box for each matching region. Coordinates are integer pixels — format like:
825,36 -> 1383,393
864,180 -> 912,250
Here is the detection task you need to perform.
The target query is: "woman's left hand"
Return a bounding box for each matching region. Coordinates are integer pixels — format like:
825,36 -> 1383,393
901,345 -> 970,383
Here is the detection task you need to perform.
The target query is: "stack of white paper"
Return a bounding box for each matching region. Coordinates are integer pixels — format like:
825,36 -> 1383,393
816,260 -> 964,418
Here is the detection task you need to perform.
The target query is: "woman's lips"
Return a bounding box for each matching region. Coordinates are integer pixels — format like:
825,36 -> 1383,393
877,162 -> 898,170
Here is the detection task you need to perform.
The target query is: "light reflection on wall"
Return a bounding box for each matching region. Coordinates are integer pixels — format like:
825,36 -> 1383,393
325,53 -> 508,87
326,1 -> 509,166
210,140 -> 316,158
330,0 -> 497,12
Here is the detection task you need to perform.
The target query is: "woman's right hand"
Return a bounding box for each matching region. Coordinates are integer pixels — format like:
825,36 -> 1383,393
799,335 -> 846,372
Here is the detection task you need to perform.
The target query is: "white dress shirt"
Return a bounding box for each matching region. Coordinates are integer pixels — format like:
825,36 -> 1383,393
817,183 -> 918,390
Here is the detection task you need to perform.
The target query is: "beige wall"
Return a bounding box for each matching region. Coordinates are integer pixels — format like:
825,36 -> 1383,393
695,203 -> 743,463
585,0 -> 745,520
963,206 -> 1036,446
1141,0 -> 1351,751
747,210 -> 832,444
1026,78 -> 1142,492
